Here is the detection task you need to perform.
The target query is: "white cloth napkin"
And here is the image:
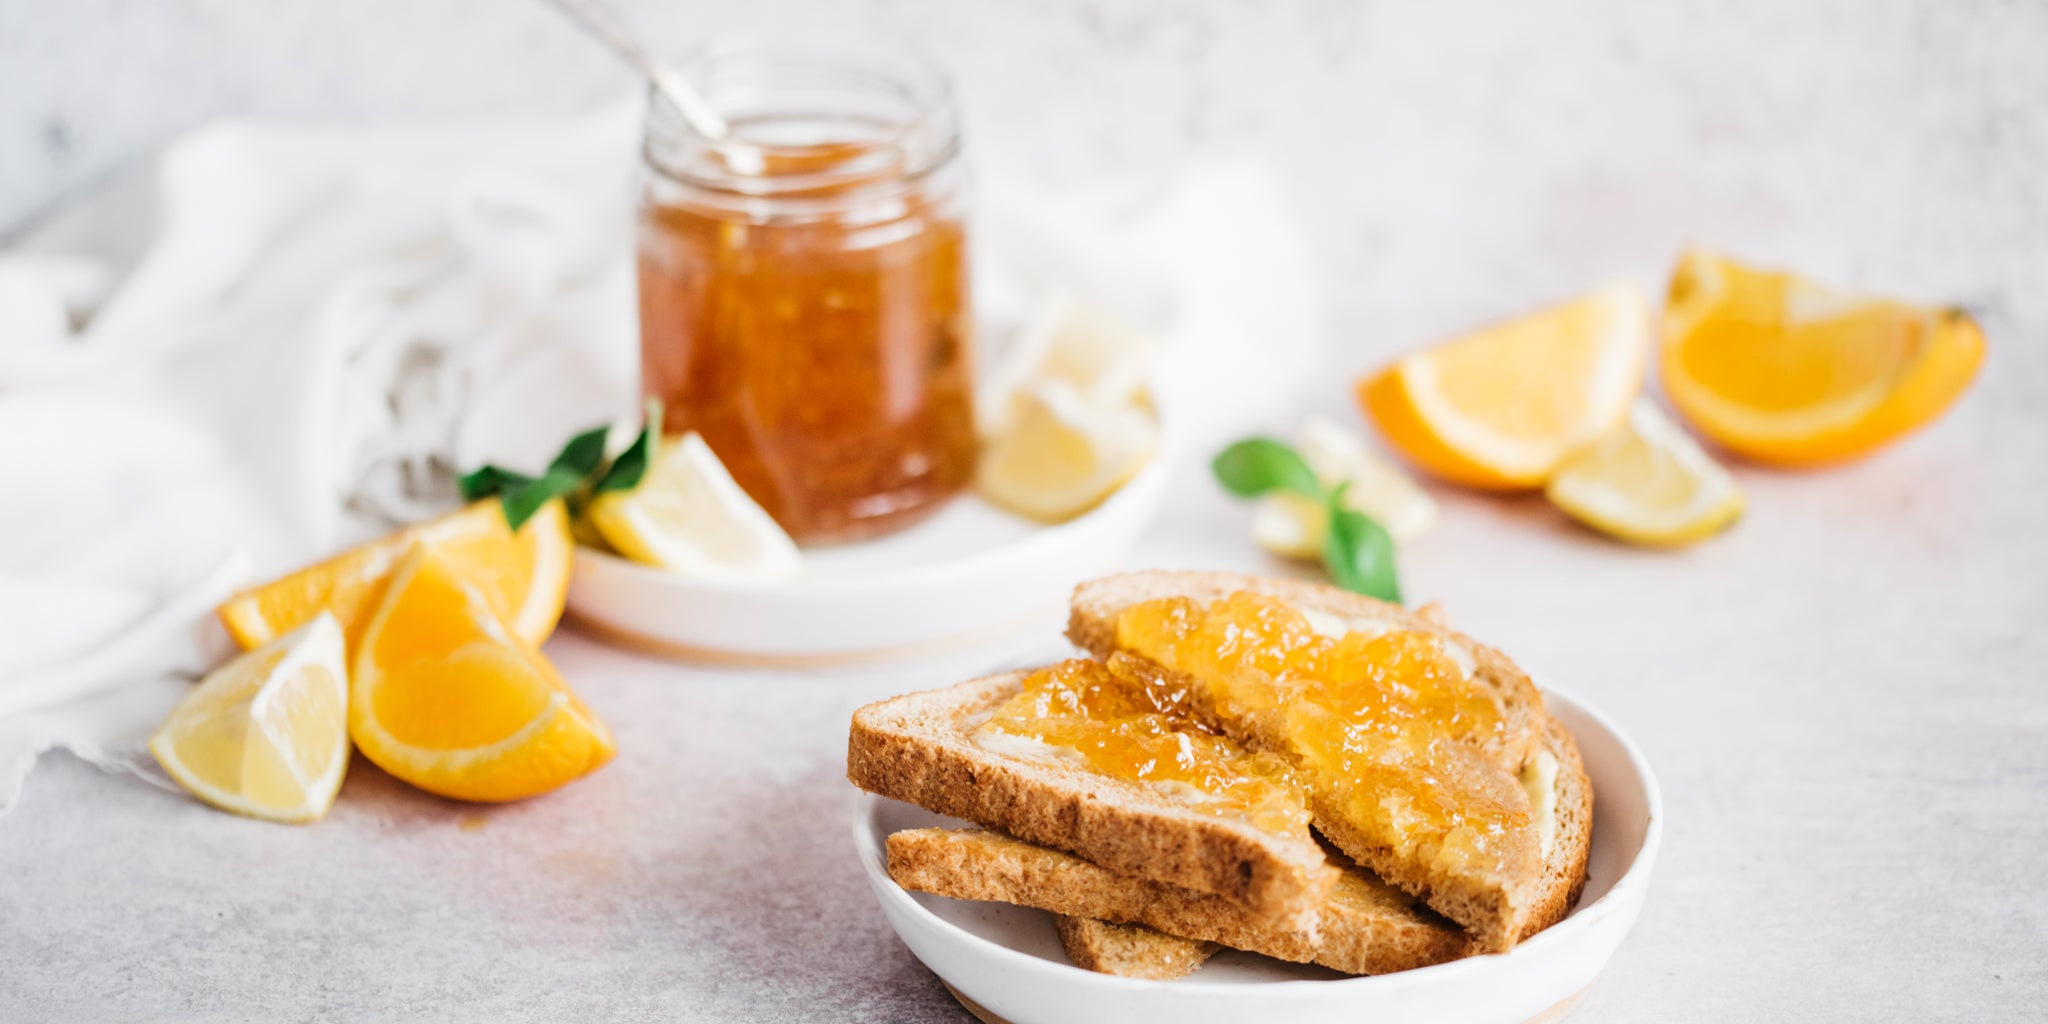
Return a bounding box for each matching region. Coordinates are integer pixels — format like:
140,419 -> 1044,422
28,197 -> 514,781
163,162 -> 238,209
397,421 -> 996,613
0,98 -> 1321,813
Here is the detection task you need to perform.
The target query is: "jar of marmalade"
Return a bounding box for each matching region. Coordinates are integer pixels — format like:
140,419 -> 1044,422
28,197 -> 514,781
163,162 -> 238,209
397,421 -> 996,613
637,39 -> 975,544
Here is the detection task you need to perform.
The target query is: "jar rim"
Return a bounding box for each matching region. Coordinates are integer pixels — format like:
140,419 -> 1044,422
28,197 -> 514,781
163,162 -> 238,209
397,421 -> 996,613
642,35 -> 961,200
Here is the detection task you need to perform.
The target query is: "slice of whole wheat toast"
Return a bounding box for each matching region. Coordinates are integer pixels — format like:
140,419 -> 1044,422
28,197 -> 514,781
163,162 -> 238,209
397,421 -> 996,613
848,671 -> 1338,933
914,723 -> 1589,981
1069,571 -> 1547,770
889,826 -> 1471,975
1053,916 -> 1218,980
1067,570 -> 1589,952
1059,715 -> 1592,973
1302,700 -> 1594,950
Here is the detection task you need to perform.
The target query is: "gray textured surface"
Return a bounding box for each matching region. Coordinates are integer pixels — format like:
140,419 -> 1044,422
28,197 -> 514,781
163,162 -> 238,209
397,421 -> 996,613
3,1 -> 2047,1021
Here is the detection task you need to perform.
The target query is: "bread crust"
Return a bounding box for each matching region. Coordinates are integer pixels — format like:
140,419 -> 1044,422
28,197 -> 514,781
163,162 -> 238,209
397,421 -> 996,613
848,671 -> 1338,933
889,827 -> 1471,976
1518,710 -> 1594,942
1053,916 -> 1217,980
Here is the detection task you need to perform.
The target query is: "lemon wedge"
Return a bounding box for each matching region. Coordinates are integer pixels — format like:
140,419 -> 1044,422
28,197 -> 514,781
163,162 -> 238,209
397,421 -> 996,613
586,432 -> 801,580
1359,286 -> 1650,490
977,381 -> 1159,523
351,544 -> 614,803
1251,417 -> 1439,559
1545,402 -> 1743,547
981,295 -> 1153,436
149,612 -> 350,824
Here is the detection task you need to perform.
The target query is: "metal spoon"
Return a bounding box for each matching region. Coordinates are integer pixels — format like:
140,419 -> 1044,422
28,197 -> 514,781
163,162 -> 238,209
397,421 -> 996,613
539,0 -> 730,140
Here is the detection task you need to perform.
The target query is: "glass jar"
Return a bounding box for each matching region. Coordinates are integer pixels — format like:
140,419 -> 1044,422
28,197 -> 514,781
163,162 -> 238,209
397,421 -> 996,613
637,38 -> 976,544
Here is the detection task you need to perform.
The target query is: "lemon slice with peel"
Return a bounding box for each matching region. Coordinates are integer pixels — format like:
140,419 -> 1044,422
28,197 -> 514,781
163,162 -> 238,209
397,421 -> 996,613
1359,286 -> 1650,490
1545,402 -> 1743,547
980,294 -> 1153,437
351,544 -> 615,803
149,612 -> 350,824
977,380 -> 1159,523
1252,416 -> 1438,559
586,432 -> 801,581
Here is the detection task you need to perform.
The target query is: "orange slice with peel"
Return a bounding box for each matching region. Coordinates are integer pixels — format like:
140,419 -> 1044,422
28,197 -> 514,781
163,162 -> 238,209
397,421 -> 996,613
349,543 -> 614,803
1659,251 -> 1985,466
217,499 -> 571,654
1358,287 -> 1650,490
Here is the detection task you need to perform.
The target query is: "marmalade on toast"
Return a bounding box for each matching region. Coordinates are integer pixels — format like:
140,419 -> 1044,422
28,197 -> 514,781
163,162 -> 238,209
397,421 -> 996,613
978,659 -> 1312,835
1113,592 -> 1536,877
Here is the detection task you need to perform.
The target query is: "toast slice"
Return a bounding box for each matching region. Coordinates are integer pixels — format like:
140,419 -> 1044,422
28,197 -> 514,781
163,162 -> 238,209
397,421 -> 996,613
1070,571 -> 1547,770
848,671 -> 1339,933
888,827 -> 1471,975
1050,747 -> 1589,982
1068,570 -> 1589,951
1297,699 -> 1593,949
1073,715 -> 1594,964
892,714 -> 1589,978
1053,916 -> 1218,980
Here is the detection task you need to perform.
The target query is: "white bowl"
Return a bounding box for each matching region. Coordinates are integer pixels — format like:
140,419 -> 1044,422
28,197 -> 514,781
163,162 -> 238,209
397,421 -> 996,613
852,685 -> 1661,1024
563,455 -> 1170,665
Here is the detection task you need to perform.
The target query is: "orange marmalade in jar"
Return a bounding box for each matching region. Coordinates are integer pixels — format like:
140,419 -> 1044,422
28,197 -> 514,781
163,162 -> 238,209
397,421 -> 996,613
637,40 -> 974,543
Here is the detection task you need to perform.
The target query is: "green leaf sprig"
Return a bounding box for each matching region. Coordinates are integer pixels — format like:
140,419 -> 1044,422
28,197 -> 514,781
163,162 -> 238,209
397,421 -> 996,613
460,401 -> 662,531
1212,437 -> 1402,604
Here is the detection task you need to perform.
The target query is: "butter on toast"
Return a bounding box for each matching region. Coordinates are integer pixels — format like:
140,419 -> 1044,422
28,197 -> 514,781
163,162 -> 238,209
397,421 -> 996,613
1067,570 -> 1591,952
888,827 -> 1472,975
1053,917 -> 1217,980
848,671 -> 1339,933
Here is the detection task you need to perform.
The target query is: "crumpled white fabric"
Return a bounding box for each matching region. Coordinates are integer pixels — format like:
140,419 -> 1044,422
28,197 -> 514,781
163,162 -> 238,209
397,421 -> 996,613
0,97 -> 1320,812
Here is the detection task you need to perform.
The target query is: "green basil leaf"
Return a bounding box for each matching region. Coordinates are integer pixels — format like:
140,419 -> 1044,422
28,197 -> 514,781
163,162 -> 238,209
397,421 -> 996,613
1323,496 -> 1402,604
593,423 -> 653,494
465,402 -> 666,532
458,465 -> 534,502
1212,438 -> 1323,499
498,467 -> 582,531
549,424 -> 612,479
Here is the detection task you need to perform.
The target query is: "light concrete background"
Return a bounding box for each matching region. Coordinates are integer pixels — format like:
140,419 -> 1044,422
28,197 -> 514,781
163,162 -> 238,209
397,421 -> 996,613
3,1 -> 2046,1021
7,0 -> 2046,343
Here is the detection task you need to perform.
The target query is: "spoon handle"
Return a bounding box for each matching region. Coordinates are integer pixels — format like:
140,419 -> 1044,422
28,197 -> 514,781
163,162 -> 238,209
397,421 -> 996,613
541,0 -> 730,139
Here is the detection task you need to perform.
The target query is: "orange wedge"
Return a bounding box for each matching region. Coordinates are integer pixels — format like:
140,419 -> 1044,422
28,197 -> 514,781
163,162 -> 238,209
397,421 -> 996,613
218,499 -> 571,654
349,544 -> 614,803
1358,287 -> 1651,490
1659,251 -> 1985,466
